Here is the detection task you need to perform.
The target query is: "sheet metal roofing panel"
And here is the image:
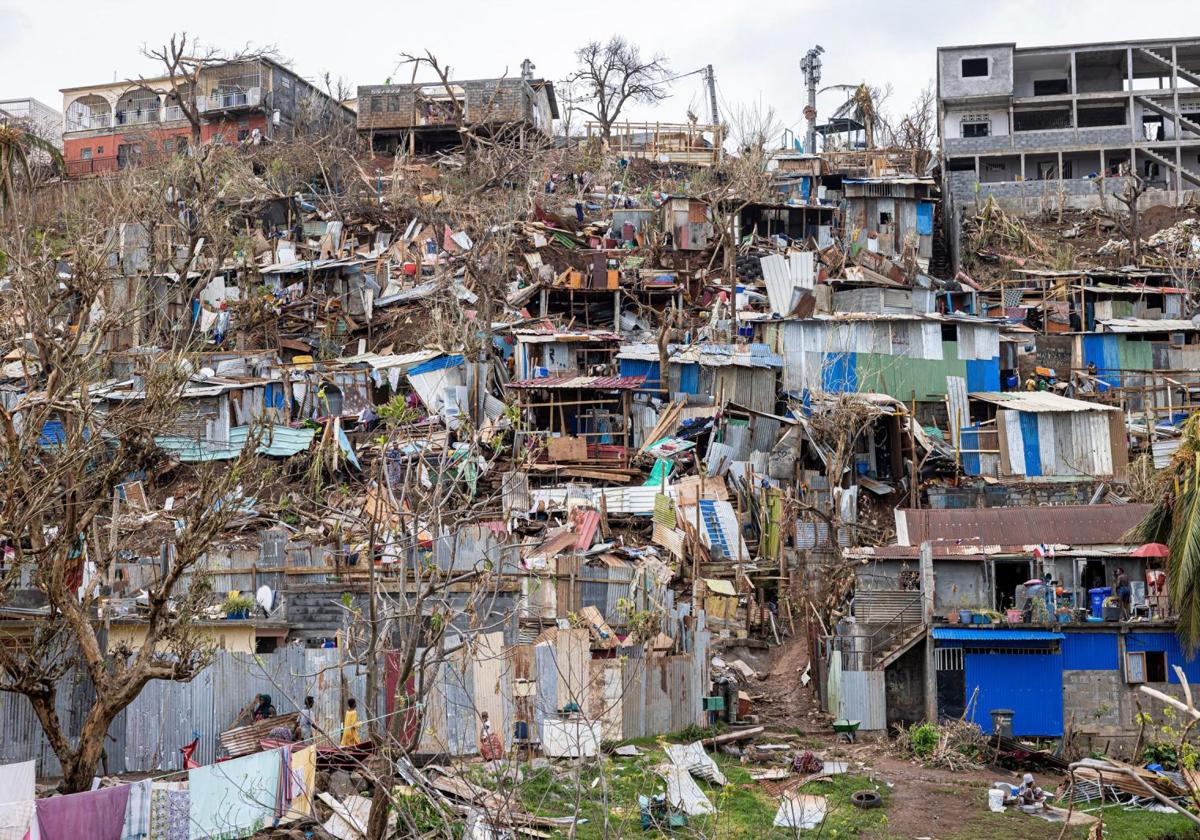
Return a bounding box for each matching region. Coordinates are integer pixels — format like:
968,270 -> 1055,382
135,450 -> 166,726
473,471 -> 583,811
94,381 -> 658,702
971,391 -> 1120,413
900,504 -> 1151,547
506,375 -> 646,390
1099,318 -> 1198,333
933,628 -> 1064,641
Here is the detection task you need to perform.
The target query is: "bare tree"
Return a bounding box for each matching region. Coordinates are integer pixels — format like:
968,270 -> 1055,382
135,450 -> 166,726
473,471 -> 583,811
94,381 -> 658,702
0,163 -> 268,792
142,32 -> 277,147
568,37 -> 671,139
1113,172 -> 1149,263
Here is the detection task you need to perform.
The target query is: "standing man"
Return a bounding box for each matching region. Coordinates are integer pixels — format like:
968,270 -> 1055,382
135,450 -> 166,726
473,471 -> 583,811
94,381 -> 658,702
1115,567 -> 1132,619
296,695 -> 315,741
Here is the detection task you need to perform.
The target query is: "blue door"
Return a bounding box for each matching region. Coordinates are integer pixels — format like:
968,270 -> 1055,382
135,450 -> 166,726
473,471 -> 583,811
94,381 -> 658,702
965,650 -> 1063,736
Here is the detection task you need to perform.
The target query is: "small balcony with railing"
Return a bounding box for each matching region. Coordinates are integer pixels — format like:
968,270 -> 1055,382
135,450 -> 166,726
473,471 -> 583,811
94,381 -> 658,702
198,63 -> 267,115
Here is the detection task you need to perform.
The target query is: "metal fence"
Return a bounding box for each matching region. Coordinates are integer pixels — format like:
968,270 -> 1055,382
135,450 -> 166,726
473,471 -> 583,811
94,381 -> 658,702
0,647 -> 384,777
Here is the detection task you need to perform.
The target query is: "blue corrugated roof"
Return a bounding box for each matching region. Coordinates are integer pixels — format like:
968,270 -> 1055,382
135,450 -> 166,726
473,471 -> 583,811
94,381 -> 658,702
932,628 -> 1064,641
408,354 -> 464,376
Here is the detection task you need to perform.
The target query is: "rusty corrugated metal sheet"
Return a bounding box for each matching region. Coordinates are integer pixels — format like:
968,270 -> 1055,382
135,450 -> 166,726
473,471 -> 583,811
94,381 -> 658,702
505,375 -> 645,390
900,504 -> 1151,548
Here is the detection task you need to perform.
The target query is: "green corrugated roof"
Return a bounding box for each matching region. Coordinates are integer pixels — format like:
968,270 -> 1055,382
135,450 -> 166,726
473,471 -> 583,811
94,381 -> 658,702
155,425 -> 316,462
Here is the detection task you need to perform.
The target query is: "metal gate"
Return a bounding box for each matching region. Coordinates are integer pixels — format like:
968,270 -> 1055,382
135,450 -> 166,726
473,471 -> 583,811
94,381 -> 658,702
964,650 -> 1063,736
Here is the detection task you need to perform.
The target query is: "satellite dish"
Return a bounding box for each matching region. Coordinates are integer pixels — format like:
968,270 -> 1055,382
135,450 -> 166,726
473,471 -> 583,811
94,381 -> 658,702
256,585 -> 273,613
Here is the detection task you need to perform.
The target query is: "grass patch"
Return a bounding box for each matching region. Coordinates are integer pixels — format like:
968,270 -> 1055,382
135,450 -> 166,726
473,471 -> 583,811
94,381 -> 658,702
508,739 -> 889,839
941,801 -> 1200,840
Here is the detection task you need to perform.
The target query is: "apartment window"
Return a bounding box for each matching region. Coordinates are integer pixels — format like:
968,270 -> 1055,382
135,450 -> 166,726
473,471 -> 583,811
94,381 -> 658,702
961,114 -> 991,137
962,57 -> 989,78
116,143 -> 141,169
80,147 -> 92,160
96,145 -> 104,154
371,96 -> 383,113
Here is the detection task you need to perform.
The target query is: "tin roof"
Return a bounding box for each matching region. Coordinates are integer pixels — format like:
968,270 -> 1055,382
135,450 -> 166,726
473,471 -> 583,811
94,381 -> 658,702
898,504 -> 1152,548
969,391 -> 1121,413
506,375 -> 645,390
932,628 -> 1064,641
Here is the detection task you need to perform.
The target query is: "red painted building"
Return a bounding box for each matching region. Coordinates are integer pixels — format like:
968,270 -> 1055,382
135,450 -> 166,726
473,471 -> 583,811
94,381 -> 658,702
61,58 -> 354,177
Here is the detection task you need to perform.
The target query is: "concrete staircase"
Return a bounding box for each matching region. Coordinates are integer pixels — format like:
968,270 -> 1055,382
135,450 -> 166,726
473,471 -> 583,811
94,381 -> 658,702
1138,48 -> 1200,89
1134,94 -> 1200,137
1139,146 -> 1200,188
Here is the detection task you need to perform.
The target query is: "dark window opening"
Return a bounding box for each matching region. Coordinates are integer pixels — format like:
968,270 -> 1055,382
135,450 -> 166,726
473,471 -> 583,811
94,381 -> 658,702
962,121 -> 990,137
1146,651 -> 1168,682
879,211 -> 893,226
962,58 -> 989,78
1078,105 -> 1126,127
1033,78 -> 1070,96
942,324 -> 957,341
237,129 -> 250,141
899,570 -> 920,591
1014,109 -> 1072,131
255,636 -> 279,654
946,158 -> 975,172
371,97 -> 383,113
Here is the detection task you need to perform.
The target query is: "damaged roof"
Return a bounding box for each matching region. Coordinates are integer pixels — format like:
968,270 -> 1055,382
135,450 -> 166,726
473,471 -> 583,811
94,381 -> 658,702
896,504 -> 1151,548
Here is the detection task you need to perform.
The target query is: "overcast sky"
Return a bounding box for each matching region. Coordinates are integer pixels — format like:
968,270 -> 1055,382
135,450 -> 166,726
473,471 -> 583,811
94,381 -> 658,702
3,0 -> 1197,138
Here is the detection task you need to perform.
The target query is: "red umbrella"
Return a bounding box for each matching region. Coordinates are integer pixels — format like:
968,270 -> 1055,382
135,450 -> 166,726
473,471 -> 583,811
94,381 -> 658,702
1131,542 -> 1170,558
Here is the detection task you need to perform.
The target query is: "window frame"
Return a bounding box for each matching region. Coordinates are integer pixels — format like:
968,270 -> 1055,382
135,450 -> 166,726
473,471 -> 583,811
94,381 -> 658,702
961,57 -> 990,79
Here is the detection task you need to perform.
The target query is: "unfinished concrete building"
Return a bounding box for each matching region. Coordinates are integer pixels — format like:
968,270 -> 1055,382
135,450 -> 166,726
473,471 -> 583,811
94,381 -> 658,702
938,37 -> 1200,258
358,59 -> 557,154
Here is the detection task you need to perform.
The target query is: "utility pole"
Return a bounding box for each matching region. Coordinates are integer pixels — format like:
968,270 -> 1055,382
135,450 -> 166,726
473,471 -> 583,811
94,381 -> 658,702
800,45 -> 825,154
704,64 -> 720,126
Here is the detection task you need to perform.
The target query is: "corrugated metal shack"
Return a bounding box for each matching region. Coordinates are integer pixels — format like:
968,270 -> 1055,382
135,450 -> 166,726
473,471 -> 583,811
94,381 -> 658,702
756,314 -> 1001,402
963,391 -> 1128,480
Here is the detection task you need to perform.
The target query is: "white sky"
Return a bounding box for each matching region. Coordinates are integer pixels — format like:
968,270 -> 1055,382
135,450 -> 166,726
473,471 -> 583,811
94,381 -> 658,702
3,0 -> 1198,138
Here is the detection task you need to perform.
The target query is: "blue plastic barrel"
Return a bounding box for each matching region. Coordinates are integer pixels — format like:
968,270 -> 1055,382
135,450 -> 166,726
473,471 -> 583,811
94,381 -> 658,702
1089,587 -> 1112,618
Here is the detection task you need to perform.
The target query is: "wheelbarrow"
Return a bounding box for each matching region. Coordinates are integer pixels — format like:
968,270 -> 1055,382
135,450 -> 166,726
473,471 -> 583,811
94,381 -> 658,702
833,719 -> 862,744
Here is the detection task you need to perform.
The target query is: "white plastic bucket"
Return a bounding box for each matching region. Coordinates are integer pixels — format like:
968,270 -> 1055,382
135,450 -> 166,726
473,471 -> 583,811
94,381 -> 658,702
988,788 -> 1005,812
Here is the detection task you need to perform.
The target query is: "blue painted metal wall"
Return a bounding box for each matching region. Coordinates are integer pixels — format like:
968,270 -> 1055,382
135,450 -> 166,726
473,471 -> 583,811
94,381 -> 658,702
965,358 -> 1001,392
965,651 -> 1064,735
678,363 -> 700,394
1081,334 -> 1119,392
960,426 -> 982,476
1126,632 -> 1200,684
821,352 -> 858,392
1061,632 -> 1119,670
619,359 -> 661,394
916,201 -> 934,236
1018,411 -> 1042,476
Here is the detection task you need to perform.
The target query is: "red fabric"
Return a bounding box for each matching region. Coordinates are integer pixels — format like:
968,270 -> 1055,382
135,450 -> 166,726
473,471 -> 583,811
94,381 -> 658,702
480,733 -> 503,761
181,738 -> 200,769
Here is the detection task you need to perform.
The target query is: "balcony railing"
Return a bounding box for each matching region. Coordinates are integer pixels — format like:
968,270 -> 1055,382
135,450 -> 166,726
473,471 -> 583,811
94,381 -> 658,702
66,113 -> 112,132
115,109 -> 161,127
199,88 -> 262,113
163,106 -> 186,122
66,157 -> 119,177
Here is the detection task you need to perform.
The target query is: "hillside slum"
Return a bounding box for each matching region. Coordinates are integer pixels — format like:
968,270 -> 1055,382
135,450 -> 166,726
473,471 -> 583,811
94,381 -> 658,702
5,50 -> 1200,840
